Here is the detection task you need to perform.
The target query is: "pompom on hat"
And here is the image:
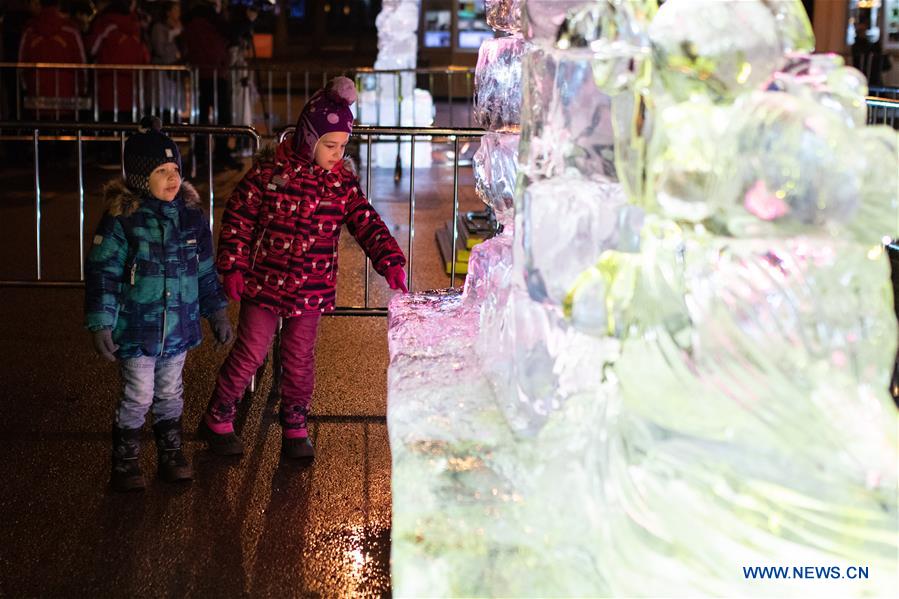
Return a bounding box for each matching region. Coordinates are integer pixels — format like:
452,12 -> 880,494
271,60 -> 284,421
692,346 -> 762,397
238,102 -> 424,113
294,76 -> 357,160
123,116 -> 182,195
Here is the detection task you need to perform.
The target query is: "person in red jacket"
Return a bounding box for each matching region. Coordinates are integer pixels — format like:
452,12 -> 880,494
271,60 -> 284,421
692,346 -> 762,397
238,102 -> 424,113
85,0 -> 148,118
18,0 -> 86,114
198,77 -> 408,461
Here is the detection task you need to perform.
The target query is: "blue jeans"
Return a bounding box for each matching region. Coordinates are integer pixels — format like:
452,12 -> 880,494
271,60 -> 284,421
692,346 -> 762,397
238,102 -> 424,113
116,352 -> 187,429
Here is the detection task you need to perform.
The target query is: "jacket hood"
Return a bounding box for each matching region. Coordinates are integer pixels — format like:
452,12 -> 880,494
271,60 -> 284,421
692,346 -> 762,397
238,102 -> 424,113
93,9 -> 141,36
32,7 -> 76,36
103,179 -> 201,217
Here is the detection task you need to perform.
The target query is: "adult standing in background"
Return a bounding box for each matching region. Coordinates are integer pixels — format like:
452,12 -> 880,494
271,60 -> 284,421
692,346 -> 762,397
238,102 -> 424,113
229,2 -> 259,145
183,0 -> 240,169
149,0 -> 182,121
86,0 -> 149,120
18,0 -> 86,116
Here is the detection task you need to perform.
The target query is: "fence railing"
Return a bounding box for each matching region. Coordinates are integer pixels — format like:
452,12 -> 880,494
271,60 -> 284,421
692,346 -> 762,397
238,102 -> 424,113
866,95 -> 899,129
0,121 -> 261,286
0,121 -> 484,317
1,63 -> 477,133
0,62 -> 197,124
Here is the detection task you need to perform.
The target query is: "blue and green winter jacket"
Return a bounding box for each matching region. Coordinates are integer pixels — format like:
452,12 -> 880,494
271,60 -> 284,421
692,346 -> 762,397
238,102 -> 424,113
84,180 -> 228,359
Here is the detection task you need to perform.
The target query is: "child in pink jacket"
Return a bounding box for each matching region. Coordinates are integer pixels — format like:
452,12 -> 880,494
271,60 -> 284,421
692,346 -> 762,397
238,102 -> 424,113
199,77 -> 407,460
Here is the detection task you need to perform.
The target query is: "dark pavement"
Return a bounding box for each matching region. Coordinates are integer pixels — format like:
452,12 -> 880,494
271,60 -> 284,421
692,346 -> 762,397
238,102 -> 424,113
0,142 -> 482,597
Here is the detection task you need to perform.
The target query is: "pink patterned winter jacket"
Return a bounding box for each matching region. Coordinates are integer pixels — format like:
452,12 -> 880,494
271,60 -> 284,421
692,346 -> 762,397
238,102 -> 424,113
216,137 -> 405,315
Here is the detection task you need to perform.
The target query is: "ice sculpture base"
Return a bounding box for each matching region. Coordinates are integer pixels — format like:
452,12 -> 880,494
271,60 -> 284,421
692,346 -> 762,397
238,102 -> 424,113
387,289 -> 610,597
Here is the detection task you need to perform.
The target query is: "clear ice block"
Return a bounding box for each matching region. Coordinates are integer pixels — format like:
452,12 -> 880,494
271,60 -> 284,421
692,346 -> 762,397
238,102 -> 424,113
374,0 -> 420,70
518,46 -> 617,182
521,176 -> 631,306
473,133 -> 519,229
473,36 -> 528,131
486,0 -> 521,34
710,91 -> 865,238
767,53 -> 869,128
649,0 -> 796,102
522,0 -> 597,41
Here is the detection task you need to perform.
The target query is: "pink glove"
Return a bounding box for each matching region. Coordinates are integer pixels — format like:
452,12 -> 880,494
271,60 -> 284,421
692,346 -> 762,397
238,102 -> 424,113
222,271 -> 245,303
385,265 -> 408,293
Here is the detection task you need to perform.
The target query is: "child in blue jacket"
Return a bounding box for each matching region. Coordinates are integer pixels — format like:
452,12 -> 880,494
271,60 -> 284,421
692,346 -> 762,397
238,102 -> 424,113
85,116 -> 233,492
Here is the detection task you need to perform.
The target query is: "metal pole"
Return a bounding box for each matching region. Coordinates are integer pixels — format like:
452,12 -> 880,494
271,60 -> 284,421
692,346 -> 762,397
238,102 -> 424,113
54,69 -> 60,120
267,69 -> 273,133
448,72 -> 453,127
78,130 -> 85,280
230,67 -> 236,126
113,68 -> 119,122
33,129 -> 41,280
466,71 -> 472,127
394,74 -> 401,183
450,136 -> 459,284
137,68 -> 144,121
74,68 -> 80,122
16,68 -> 22,120
208,133 -> 214,229
120,132 -> 126,180
35,67 -> 40,120
286,71 -> 292,124
93,69 -> 99,122
213,68 -> 219,124
407,135 -> 415,292
428,72 -> 434,103
364,133 -> 372,308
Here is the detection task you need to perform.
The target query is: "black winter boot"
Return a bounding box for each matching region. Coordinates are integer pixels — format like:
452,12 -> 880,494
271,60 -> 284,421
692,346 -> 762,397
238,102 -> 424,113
197,417 -> 244,456
281,435 -> 315,460
111,426 -> 146,492
153,418 -> 193,482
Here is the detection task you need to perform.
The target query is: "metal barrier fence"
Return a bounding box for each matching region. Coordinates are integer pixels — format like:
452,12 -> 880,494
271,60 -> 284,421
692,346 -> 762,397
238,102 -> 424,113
1,63 -> 476,133
867,95 -> 899,128
243,66 -> 476,133
278,125 -> 485,316
0,121 -> 260,287
0,62 -> 197,124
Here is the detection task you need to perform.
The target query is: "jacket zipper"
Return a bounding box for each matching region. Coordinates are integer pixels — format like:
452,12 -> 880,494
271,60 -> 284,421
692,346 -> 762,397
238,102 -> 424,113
159,220 -> 167,355
251,226 -> 268,269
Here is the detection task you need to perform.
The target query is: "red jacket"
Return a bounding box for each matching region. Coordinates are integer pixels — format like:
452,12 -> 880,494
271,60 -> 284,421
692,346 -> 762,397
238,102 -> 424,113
18,8 -> 86,106
86,9 -> 149,112
181,7 -> 229,79
217,138 -> 406,316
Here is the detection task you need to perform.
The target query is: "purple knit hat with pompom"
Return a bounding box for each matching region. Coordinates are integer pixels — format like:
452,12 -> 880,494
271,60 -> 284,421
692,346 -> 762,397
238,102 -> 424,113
294,76 -> 357,161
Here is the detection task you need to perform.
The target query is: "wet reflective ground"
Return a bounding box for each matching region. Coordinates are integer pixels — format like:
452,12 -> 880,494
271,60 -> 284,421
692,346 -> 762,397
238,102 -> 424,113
0,287 -> 395,597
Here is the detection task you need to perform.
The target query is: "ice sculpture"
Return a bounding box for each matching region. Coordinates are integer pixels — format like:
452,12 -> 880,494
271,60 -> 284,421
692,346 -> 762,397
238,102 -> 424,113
766,53 -> 869,128
373,0 -> 419,71
519,45 -> 617,182
648,0 -> 814,103
473,132 -> 519,229
486,0 -> 521,34
473,36 -> 528,132
388,0 -> 899,596
522,0 -> 592,41
359,0 -> 433,167
522,176 -> 631,304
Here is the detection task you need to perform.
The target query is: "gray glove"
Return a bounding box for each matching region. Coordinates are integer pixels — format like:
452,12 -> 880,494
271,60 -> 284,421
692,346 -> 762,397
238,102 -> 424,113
209,308 -> 234,348
91,328 -> 118,361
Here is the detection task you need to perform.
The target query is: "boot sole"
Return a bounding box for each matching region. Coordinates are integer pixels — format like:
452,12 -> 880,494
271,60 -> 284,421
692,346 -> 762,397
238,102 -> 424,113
111,477 -> 147,492
197,420 -> 244,456
160,468 -> 194,483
